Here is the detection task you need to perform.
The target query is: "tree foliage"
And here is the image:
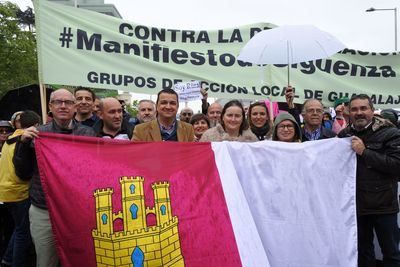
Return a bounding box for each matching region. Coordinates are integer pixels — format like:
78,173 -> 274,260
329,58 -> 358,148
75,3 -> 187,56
126,100 -> 139,117
93,88 -> 118,98
0,2 -> 37,98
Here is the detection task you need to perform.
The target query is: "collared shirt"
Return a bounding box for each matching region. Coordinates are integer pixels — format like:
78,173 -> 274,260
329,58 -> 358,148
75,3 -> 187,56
158,119 -> 178,141
159,119 -> 176,136
304,126 -> 322,141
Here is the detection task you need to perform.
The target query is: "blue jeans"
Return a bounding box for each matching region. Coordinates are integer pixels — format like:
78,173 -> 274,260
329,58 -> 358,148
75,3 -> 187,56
358,213 -> 400,267
2,199 -> 32,267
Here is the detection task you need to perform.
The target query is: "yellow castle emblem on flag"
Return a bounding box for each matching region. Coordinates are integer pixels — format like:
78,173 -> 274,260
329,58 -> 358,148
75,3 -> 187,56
92,176 -> 185,267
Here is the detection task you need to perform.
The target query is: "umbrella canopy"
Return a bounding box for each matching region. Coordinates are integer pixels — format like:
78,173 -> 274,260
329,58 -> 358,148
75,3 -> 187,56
237,25 -> 346,65
0,84 -> 53,121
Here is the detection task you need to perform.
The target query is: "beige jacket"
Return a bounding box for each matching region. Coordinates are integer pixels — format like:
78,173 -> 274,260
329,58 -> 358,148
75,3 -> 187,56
132,119 -> 194,142
200,124 -> 258,142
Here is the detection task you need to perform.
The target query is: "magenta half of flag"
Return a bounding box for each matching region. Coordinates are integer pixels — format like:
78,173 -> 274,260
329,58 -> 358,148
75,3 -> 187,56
35,133 -> 241,267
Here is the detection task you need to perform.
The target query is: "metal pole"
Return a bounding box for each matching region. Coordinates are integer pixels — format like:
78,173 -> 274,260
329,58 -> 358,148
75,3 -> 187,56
395,8 -> 398,51
366,7 -> 398,51
287,40 -> 290,85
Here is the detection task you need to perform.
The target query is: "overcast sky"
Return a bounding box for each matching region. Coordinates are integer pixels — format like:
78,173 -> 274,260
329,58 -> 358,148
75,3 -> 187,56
11,0 -> 398,52
106,0 -> 398,53
9,0 -> 399,110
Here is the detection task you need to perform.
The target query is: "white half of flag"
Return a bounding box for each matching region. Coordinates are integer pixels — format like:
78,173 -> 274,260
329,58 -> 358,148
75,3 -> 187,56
213,138 -> 357,267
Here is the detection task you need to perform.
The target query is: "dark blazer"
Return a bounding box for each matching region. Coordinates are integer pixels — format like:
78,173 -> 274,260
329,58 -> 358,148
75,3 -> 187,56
132,119 -> 194,142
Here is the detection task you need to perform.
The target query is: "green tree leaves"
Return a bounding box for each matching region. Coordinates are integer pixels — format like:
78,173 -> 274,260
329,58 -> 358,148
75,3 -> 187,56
126,100 -> 139,117
0,2 -> 38,98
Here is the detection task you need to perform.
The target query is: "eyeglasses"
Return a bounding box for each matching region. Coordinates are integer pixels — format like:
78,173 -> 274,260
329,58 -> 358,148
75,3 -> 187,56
277,124 -> 295,130
182,113 -> 192,116
50,100 -> 75,107
305,109 -> 324,114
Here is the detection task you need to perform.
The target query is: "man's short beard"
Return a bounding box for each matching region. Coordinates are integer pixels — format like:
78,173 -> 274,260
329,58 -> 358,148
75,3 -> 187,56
355,116 -> 366,120
140,116 -> 152,123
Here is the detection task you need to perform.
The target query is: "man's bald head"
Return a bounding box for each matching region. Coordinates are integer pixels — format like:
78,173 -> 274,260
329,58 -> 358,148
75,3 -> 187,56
48,89 -> 76,125
99,97 -> 123,132
50,88 -> 75,102
99,97 -> 120,111
179,107 -> 193,123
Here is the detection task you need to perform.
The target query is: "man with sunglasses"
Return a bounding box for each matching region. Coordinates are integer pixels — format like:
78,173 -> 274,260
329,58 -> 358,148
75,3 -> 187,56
13,89 -> 95,267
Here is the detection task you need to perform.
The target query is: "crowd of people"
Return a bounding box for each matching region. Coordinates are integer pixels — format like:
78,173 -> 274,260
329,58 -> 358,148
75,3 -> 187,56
0,86 -> 400,267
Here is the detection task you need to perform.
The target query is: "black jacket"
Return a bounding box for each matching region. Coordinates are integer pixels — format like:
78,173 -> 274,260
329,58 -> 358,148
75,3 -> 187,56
338,117 -> 400,216
92,119 -> 134,139
13,120 -> 95,209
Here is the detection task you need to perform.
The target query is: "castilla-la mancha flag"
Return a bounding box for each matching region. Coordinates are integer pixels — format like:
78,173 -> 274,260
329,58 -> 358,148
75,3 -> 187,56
35,133 -> 357,267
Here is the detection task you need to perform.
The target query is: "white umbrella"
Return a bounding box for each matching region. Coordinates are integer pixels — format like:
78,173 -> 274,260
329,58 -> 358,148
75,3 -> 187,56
237,25 -> 346,84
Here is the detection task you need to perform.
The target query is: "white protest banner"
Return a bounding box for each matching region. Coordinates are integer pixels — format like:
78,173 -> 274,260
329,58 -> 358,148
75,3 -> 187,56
35,0 -> 400,107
